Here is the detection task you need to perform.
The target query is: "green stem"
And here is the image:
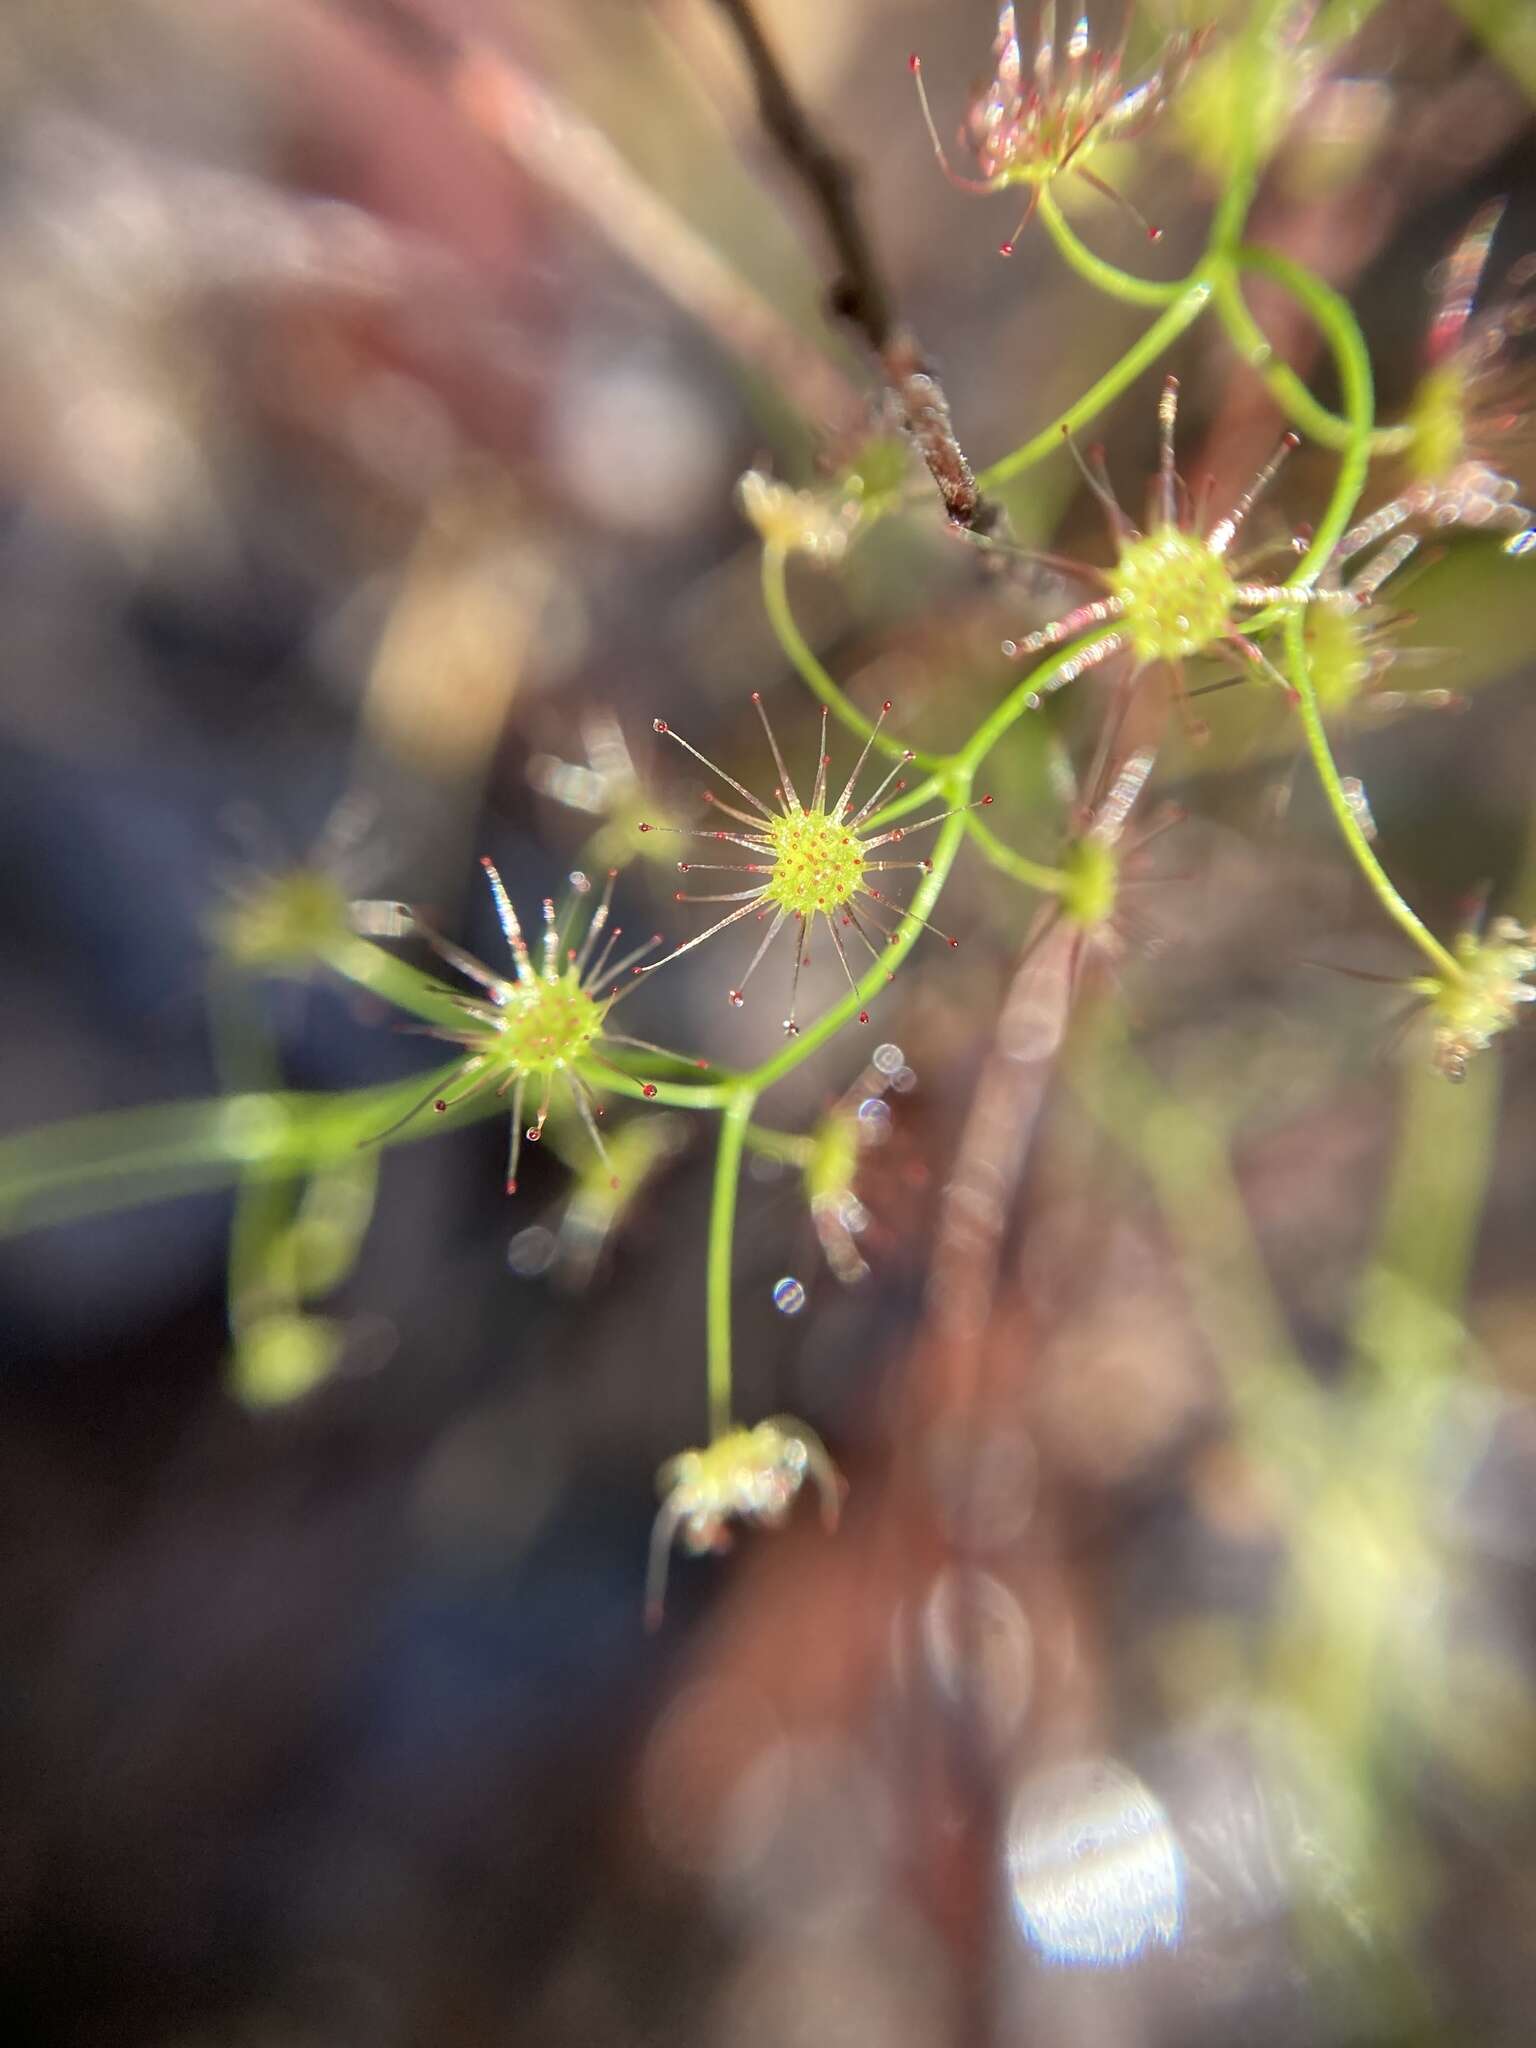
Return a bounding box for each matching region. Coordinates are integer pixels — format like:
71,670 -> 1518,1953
1036,186 -> 1187,308
708,1089 -> 755,1438
963,810 -> 1065,893
862,770 -> 949,834
975,280 -> 1212,493
1210,261 -> 1409,456
954,631 -> 1114,776
317,934 -> 470,1028
760,544 -> 945,770
1234,245 -> 1376,581
597,1066 -> 736,1110
227,1174 -> 303,1337
206,962 -> 301,1360
691,792 -> 984,1427
0,1040 -> 738,1241
1285,610 -> 1462,982
1202,2 -> 1273,258
1350,1047 -> 1497,1395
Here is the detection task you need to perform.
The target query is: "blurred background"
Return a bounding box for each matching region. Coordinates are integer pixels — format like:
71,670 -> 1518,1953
2,1 -> 1536,2042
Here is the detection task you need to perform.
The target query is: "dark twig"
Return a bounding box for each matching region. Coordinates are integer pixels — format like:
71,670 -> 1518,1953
707,0 -> 1006,538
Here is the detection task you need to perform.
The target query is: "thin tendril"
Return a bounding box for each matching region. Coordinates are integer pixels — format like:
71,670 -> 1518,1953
1036,185 -> 1186,309
1285,608 -> 1463,984
760,543 -> 946,770
977,281 -> 1212,493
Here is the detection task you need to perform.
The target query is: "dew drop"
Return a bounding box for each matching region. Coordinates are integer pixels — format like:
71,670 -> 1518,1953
433,1099 -> 448,1113
729,989 -> 745,1008
641,1082 -> 658,1098
653,719 -> 669,734
858,1009 -> 870,1024
773,1275 -> 807,1315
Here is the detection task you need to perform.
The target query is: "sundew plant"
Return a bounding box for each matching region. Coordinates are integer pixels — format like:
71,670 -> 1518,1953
4,0 -> 1536,2031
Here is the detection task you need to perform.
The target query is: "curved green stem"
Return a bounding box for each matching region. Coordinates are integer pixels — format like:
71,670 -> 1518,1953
964,810 -> 1066,893
862,770 -> 949,834
1285,610 -> 1462,983
708,1088 -> 755,1438
954,631 -> 1114,776
1235,246 -> 1376,581
1215,229 -> 1408,1031
760,544 -> 946,771
1036,186 -> 1188,309
1211,262 -> 1409,456
976,280 -> 1212,493
316,934 -> 473,1029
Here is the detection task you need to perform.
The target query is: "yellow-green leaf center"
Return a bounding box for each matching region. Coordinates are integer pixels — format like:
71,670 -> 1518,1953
1110,527 -> 1238,663
494,970 -> 605,1074
764,809 -> 865,917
